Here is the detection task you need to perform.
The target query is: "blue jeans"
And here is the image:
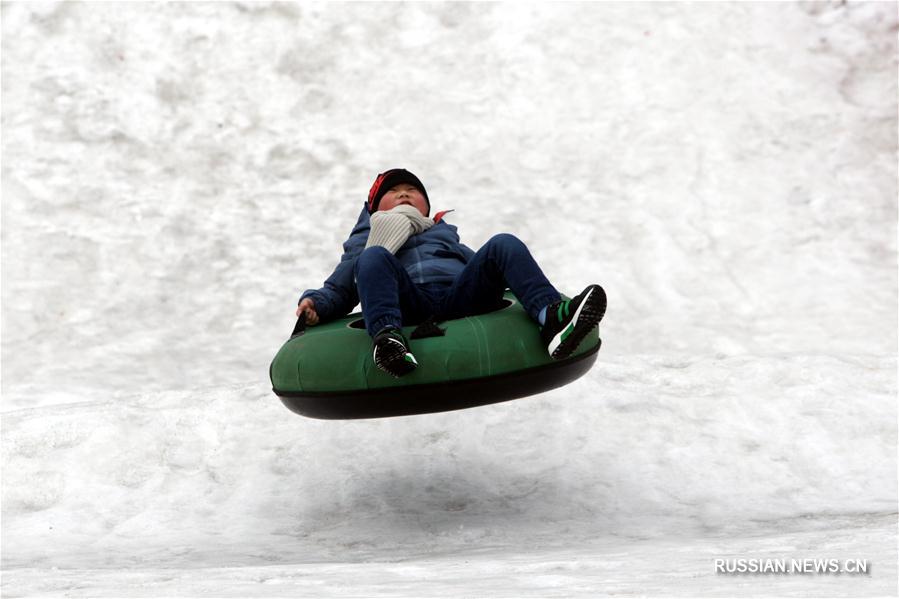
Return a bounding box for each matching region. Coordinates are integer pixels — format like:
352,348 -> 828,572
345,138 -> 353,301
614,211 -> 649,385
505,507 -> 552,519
353,233 -> 561,337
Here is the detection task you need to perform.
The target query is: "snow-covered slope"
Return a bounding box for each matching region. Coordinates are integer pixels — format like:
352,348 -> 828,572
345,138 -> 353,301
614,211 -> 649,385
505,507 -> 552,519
2,2 -> 896,596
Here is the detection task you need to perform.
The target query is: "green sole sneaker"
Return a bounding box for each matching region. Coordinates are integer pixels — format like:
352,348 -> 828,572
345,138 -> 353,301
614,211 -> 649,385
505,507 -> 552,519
545,284 -> 606,360
373,328 -> 418,378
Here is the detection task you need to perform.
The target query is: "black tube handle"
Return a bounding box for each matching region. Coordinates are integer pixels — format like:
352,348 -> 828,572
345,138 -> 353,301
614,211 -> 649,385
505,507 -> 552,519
290,312 -> 307,339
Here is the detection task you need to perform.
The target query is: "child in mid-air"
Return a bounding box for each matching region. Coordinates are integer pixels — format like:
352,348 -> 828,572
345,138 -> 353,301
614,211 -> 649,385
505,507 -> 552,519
297,168 -> 606,377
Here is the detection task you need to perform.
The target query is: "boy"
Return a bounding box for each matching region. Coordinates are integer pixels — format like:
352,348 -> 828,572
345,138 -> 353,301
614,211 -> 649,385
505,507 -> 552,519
296,169 -> 606,378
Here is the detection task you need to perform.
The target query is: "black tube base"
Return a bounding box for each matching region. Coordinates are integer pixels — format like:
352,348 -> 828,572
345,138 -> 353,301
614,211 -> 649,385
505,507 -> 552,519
274,341 -> 600,420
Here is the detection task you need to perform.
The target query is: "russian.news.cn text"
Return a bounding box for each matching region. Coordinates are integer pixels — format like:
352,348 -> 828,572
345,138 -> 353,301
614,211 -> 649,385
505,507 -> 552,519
715,558 -> 870,575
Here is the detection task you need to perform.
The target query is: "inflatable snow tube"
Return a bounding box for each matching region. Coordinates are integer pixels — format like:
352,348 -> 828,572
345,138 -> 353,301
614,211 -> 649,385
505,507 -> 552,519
270,292 -> 601,419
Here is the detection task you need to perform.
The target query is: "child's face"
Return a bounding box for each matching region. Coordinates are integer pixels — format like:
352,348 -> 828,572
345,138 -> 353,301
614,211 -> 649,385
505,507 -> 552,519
378,183 -> 429,216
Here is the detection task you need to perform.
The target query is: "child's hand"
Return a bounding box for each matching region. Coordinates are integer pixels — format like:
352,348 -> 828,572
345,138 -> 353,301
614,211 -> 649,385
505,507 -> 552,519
296,298 -> 319,325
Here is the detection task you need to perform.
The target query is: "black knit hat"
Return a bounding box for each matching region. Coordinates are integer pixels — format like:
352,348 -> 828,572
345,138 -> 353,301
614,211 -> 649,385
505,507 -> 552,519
367,169 -> 430,215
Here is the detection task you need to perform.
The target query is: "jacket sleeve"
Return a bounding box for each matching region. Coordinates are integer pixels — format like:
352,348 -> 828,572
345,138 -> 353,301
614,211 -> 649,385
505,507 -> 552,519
299,204 -> 370,322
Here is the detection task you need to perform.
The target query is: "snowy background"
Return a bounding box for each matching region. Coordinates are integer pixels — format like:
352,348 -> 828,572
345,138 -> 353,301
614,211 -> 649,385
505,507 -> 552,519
2,1 -> 897,596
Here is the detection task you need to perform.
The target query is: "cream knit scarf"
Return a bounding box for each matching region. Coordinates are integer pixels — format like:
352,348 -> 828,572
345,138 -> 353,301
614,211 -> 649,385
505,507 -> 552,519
365,204 -> 434,254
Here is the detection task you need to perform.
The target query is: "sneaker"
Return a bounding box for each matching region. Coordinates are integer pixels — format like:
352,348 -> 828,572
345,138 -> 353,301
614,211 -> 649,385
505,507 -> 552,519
540,284 -> 607,360
372,327 -> 418,377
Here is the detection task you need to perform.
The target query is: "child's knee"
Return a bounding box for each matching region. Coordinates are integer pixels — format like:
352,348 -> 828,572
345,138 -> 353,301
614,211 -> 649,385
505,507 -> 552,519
361,245 -> 393,258
355,246 -> 395,277
487,233 -> 524,252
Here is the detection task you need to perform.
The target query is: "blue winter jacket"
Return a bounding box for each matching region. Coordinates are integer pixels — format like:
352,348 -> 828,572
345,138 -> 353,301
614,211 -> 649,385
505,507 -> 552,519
299,204 -> 476,321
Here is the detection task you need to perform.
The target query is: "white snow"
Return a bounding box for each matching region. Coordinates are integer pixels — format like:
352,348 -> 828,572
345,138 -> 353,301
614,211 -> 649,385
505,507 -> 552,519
1,2 -> 897,597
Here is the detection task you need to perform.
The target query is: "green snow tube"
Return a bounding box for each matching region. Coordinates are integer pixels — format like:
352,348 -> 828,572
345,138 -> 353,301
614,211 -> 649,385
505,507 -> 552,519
270,292 -> 600,419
